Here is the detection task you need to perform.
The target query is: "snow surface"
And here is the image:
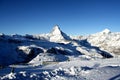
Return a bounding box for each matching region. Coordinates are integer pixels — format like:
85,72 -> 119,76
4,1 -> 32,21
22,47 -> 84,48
0,58 -> 120,80
0,26 -> 120,80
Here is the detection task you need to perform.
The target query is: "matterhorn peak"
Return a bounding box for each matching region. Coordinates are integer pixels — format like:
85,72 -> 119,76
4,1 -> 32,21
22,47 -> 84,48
51,25 -> 61,35
49,25 -> 71,42
53,25 -> 60,30
101,28 -> 111,34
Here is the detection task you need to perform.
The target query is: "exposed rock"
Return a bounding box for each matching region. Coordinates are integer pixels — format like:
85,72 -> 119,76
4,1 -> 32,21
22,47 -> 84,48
16,46 -> 44,63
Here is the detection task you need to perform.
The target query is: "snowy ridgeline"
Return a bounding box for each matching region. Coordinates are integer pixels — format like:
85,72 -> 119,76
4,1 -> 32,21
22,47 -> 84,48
0,26 -> 120,66
0,26 -> 120,80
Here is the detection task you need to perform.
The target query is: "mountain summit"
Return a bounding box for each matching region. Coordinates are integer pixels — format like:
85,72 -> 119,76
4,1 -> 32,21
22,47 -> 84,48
49,25 -> 71,42
51,25 -> 61,34
101,28 -> 111,34
51,25 -> 62,35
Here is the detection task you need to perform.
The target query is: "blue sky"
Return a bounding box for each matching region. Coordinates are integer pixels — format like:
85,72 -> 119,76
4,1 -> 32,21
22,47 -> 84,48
0,0 -> 120,35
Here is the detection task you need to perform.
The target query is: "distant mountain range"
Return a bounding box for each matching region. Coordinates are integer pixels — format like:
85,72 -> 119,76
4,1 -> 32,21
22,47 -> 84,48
0,25 -> 120,66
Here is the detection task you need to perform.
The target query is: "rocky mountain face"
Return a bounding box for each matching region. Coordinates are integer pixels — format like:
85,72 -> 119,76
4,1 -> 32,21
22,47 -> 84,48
1,26 -> 120,66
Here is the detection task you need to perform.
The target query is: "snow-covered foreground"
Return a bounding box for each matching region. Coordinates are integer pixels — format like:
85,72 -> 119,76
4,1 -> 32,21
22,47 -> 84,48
0,58 -> 120,80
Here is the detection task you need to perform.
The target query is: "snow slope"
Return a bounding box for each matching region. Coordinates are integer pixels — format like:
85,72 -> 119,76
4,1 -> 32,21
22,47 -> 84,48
0,58 -> 120,80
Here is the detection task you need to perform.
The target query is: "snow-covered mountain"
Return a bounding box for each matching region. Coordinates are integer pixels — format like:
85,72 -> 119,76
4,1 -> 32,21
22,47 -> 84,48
49,25 -> 71,42
31,25 -> 71,43
0,26 -> 117,66
0,26 -> 120,80
87,29 -> 120,56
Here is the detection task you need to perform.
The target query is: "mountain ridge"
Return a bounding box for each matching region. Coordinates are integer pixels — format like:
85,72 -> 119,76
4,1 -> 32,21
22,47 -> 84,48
0,26 -> 120,66
0,26 -> 120,80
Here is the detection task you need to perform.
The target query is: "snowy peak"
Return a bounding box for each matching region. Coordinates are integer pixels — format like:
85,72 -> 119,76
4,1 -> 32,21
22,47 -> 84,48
49,25 -> 71,42
100,28 -> 111,34
51,25 -> 61,35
